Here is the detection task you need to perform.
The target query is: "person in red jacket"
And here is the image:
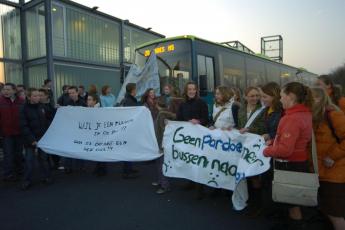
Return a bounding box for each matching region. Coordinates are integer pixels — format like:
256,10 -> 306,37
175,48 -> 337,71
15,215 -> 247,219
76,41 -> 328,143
264,82 -> 313,230
0,83 -> 25,181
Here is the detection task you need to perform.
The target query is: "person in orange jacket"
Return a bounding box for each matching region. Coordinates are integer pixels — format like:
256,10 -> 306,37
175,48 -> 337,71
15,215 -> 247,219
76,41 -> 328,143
311,87 -> 345,230
263,82 -> 313,230
316,75 -> 345,113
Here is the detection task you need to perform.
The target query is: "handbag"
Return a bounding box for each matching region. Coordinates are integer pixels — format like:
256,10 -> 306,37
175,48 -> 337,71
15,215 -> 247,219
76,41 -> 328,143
272,132 -> 319,206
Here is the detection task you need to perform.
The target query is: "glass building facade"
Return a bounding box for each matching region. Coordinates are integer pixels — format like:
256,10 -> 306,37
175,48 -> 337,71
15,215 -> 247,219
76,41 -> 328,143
0,0 -> 164,98
0,3 -> 22,84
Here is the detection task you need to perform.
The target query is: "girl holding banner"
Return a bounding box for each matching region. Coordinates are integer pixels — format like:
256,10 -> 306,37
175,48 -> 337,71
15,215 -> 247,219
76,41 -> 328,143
238,86 -> 266,134
210,85 -> 244,208
210,86 -> 239,130
176,81 -> 209,200
141,88 -> 159,122
260,82 -> 284,217
263,82 -> 313,230
261,82 -> 283,144
141,88 -> 170,195
237,86 -> 267,215
87,94 -> 108,177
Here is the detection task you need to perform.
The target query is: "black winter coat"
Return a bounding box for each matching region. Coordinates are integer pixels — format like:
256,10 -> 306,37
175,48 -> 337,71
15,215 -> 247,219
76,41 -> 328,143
20,103 -> 50,147
57,93 -> 70,106
177,98 -> 209,126
121,93 -> 139,107
41,102 -> 56,125
66,97 -> 86,107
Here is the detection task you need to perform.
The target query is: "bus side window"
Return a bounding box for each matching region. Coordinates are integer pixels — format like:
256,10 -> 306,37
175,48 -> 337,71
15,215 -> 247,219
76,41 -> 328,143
205,57 -> 215,91
197,55 -> 215,96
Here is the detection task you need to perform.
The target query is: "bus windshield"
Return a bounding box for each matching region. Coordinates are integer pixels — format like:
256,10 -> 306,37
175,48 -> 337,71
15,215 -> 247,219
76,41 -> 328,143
135,39 -> 192,94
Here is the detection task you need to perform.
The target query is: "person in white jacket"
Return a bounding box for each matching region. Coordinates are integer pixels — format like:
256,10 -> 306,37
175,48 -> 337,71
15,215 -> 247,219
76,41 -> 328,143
210,86 -> 239,130
210,86 -> 248,211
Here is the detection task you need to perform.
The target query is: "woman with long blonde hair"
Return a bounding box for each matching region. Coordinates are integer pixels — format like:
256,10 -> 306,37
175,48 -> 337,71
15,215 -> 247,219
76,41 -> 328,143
238,86 -> 266,134
311,87 -> 345,230
210,85 -> 238,130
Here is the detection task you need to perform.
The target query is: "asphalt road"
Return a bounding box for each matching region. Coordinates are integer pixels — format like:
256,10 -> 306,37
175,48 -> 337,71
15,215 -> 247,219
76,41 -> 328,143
0,161 -> 332,230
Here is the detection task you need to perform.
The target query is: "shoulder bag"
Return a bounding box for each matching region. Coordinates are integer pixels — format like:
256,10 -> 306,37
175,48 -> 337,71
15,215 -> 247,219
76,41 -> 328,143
272,132 -> 319,206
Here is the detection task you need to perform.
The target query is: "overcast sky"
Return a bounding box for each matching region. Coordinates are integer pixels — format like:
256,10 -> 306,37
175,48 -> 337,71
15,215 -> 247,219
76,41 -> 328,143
74,0 -> 345,75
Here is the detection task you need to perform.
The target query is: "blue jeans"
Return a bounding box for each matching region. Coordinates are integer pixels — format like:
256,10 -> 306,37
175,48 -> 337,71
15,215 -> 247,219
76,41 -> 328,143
2,136 -> 24,177
156,156 -> 170,189
23,147 -> 51,183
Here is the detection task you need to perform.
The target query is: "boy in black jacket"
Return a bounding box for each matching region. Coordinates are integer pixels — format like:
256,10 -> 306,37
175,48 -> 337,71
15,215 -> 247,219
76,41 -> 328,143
20,88 -> 52,190
39,88 -> 58,169
120,83 -> 139,179
63,86 -> 86,174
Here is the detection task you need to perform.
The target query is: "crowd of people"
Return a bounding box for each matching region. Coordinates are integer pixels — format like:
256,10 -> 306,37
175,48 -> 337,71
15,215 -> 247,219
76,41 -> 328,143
0,75 -> 344,230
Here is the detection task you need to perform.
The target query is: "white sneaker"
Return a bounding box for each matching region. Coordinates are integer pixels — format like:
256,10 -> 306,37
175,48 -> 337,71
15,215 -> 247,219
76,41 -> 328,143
151,182 -> 160,186
156,187 -> 171,194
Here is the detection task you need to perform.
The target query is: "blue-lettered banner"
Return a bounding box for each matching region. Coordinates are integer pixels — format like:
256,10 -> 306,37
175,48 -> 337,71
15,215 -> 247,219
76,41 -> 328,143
162,121 -> 270,190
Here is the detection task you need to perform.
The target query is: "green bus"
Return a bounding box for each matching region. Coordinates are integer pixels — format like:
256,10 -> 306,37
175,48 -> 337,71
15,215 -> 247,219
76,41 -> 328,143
135,35 -> 317,106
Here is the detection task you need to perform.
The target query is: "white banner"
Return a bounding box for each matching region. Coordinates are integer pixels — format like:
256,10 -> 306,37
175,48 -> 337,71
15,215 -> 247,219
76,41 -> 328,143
38,106 -> 160,162
162,121 -> 270,209
116,52 -> 160,104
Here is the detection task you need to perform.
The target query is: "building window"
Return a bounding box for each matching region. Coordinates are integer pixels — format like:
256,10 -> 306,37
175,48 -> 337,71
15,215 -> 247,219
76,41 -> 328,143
123,25 -> 160,63
52,3 -> 65,56
54,63 -> 121,98
0,62 -> 23,84
28,64 -> 47,87
26,4 -> 46,59
0,4 -> 21,60
52,3 -> 121,65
